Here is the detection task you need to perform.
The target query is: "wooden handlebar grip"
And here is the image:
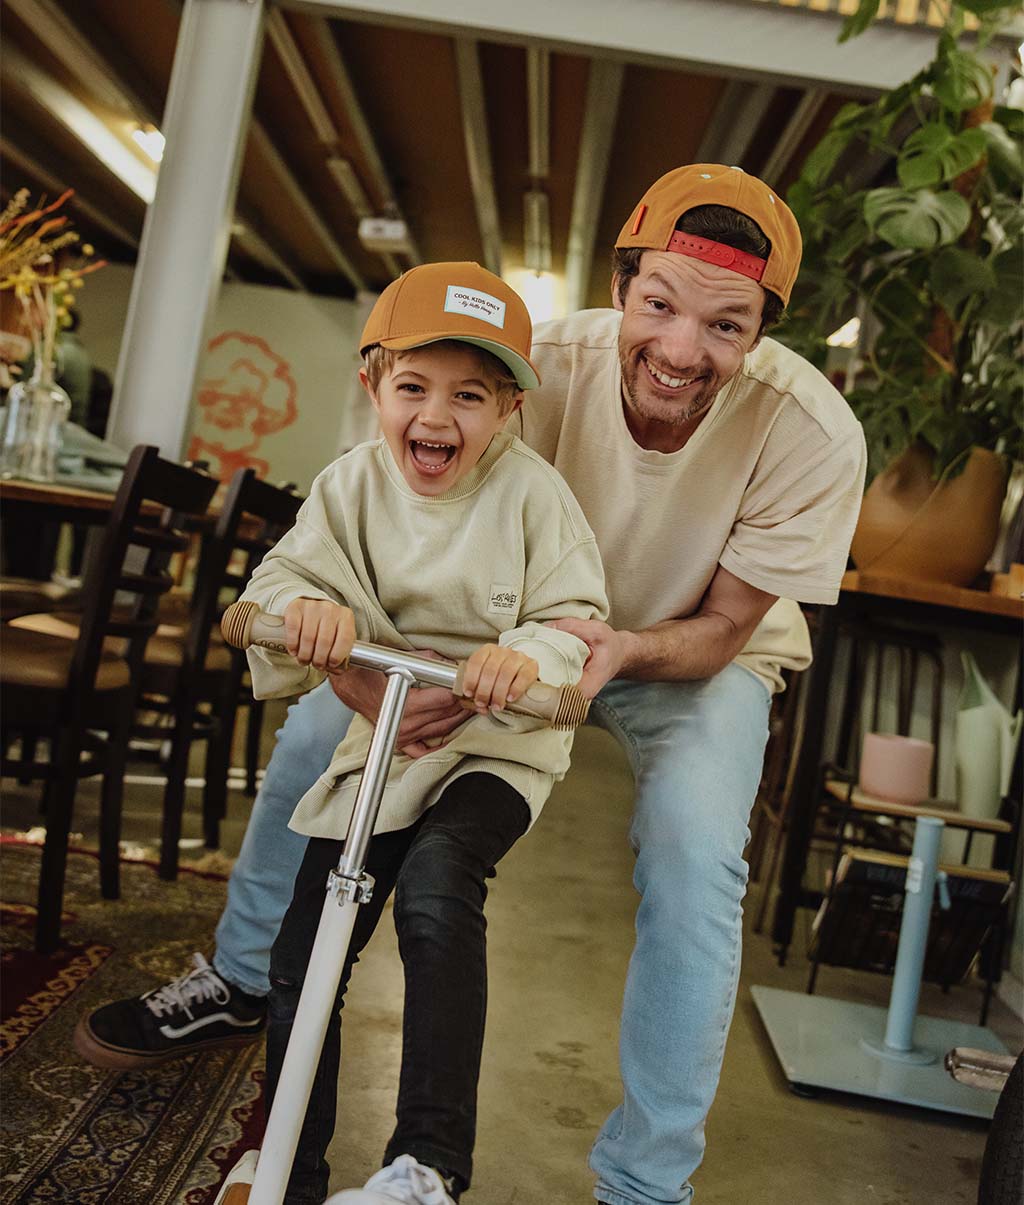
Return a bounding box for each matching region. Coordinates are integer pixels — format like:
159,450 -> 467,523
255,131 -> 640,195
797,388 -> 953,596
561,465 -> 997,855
222,601 -> 590,731
221,600 -> 289,654
452,662 -> 590,731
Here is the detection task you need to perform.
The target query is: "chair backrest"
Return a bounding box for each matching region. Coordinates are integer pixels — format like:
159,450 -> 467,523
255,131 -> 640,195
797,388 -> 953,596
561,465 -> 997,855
836,620 -> 944,794
179,468 -> 304,676
70,445 -> 218,704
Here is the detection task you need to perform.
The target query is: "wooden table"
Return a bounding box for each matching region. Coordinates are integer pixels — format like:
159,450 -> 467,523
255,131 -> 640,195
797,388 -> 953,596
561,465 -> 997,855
770,569 -> 1023,962
0,477 -> 128,526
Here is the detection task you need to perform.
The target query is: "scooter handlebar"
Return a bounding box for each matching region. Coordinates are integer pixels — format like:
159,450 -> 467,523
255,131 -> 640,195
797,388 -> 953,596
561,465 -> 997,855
220,600 -> 590,731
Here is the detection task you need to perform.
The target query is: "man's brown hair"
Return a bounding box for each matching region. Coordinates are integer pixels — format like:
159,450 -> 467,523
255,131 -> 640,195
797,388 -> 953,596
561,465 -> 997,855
612,205 -> 785,334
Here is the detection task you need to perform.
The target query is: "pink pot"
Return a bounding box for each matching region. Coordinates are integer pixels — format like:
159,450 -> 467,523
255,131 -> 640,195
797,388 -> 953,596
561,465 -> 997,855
859,733 -> 934,805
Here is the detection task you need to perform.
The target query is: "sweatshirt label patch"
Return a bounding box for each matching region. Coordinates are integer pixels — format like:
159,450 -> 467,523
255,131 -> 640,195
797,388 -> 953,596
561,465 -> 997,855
488,584 -> 519,615
444,286 -> 506,329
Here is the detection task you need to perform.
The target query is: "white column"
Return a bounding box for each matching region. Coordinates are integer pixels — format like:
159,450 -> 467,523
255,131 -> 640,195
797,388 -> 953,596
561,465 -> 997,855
109,0 -> 265,458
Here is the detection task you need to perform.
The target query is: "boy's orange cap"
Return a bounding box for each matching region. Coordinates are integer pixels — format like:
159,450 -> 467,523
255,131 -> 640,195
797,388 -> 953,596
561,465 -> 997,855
360,262 -> 541,389
616,164 -> 802,305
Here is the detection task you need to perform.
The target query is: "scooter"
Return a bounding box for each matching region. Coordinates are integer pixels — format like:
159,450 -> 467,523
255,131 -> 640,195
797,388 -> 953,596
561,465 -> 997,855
214,601 -> 590,1205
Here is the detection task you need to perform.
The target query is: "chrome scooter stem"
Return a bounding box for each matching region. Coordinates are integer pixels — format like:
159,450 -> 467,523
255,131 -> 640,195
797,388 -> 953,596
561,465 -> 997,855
249,667 -> 415,1205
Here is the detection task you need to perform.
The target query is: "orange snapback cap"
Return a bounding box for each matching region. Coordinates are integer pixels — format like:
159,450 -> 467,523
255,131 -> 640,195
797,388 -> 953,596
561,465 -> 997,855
360,261 -> 541,390
616,164 -> 802,305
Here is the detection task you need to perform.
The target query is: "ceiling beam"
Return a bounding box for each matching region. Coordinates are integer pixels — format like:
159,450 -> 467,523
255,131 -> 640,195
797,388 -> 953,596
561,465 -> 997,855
248,119 -> 366,289
759,88 -> 828,188
265,8 -> 338,142
695,80 -> 776,166
5,2 -> 309,291
6,0 -> 151,118
454,38 -> 502,276
302,17 -> 422,271
266,10 -> 402,277
0,133 -> 140,250
233,218 -> 310,291
3,44 -> 157,203
286,0 -> 1003,94
526,46 -> 550,180
565,57 -> 624,314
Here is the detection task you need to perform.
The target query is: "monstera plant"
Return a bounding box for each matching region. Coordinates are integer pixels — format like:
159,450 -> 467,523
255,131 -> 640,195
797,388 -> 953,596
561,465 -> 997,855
776,0 -> 1023,584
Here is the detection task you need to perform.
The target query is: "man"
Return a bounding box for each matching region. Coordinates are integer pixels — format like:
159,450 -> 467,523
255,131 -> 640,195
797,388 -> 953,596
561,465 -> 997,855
78,165 -> 865,1205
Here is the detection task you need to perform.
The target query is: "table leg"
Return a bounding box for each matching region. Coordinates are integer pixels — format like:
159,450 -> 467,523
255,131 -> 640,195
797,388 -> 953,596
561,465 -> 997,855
771,601 -> 843,961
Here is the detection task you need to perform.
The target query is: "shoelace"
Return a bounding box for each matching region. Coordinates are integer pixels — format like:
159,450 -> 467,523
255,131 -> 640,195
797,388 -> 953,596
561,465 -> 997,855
364,1154 -> 453,1204
143,952 -> 231,1020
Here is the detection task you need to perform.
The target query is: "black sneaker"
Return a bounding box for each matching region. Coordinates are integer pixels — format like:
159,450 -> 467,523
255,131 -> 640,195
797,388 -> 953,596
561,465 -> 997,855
74,953 -> 266,1069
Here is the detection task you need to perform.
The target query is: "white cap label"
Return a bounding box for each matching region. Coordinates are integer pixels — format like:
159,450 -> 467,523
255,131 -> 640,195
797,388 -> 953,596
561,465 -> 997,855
444,285 -> 506,329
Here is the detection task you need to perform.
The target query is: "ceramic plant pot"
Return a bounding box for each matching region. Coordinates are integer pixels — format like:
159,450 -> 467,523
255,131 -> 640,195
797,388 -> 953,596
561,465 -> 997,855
851,443 -> 1007,586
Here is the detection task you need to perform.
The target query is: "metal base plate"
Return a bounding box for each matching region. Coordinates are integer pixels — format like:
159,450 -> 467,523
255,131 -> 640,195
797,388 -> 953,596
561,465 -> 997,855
751,986 -> 1006,1118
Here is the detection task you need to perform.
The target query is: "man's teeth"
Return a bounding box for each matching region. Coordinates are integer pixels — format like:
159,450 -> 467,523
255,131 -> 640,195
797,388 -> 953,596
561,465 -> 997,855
645,360 -> 695,389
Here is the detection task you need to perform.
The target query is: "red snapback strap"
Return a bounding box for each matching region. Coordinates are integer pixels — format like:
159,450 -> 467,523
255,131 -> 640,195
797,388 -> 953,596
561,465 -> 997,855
666,231 -> 766,282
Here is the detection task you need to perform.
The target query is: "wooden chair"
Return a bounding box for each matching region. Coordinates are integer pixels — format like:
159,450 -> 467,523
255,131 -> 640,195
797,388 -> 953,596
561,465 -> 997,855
808,770 -> 1017,1021
132,468 -> 302,876
0,446 -> 217,952
750,618 -> 946,932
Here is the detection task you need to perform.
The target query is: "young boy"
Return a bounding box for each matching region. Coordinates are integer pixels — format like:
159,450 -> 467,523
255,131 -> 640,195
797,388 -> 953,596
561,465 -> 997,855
232,262 -> 607,1205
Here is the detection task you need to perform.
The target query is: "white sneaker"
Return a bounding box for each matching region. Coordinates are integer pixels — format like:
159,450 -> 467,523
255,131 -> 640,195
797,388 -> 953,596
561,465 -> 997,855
326,1154 -> 457,1204
213,1148 -> 258,1205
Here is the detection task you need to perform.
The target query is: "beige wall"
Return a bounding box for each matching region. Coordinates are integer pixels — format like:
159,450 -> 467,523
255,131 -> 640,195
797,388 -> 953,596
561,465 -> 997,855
76,266 -> 373,491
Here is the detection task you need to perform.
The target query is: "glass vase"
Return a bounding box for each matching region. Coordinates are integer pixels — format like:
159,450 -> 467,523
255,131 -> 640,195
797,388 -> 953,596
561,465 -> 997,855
0,365 -> 71,482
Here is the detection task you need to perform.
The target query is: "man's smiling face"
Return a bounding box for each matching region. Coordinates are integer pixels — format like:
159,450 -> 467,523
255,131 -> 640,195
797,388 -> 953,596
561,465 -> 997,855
614,250 -> 764,449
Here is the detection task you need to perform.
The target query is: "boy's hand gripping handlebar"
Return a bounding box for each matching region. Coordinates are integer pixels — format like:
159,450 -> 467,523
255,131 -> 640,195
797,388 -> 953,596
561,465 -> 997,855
220,600 -> 590,730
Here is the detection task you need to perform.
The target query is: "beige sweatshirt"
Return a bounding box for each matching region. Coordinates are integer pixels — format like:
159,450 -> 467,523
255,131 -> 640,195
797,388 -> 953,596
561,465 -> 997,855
242,430 -> 609,839
515,310 -> 867,692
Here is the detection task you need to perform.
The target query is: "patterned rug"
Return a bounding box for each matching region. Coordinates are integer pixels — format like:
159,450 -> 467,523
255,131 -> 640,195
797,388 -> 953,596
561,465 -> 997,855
1,836 -> 265,1204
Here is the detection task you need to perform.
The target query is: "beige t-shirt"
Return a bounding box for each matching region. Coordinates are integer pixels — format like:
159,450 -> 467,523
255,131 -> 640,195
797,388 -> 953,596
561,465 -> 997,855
514,309 -> 866,692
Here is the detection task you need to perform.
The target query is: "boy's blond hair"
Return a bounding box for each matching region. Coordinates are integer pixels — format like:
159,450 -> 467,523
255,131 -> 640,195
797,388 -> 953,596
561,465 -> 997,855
363,340 -> 522,416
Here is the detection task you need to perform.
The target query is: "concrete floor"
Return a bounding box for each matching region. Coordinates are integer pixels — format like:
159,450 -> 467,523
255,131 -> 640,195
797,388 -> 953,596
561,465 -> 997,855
4,715 -> 1021,1204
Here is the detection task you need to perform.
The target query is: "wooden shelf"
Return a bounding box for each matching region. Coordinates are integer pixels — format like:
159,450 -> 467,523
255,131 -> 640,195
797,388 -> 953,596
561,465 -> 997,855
823,779 -> 1012,835
841,569 -> 1024,620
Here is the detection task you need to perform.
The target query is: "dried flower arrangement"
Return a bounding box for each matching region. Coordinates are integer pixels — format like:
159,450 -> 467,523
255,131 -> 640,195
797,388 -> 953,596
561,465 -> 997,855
0,188 -> 106,383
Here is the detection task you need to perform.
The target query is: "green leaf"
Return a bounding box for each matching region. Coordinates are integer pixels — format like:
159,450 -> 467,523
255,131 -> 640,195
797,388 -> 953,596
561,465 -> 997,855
928,247 -> 996,312
977,249 -> 1024,324
956,0 -> 1020,13
897,125 -> 987,189
980,121 -> 1024,186
863,187 -> 972,249
839,0 -> 880,42
799,126 -> 857,189
932,47 -> 995,112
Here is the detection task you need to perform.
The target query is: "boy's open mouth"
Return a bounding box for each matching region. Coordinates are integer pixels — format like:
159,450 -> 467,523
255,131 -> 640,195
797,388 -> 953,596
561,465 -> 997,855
409,439 -> 458,472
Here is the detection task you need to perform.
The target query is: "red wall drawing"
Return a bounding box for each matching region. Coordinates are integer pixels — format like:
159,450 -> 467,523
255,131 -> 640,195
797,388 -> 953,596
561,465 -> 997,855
188,331 -> 298,480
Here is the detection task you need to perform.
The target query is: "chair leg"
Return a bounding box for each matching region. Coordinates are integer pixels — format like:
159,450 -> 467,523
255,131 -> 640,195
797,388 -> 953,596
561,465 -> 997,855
99,704 -> 133,900
35,728 -> 82,954
245,699 -> 265,797
199,694 -> 233,853
19,731 -> 38,786
158,700 -> 194,881
753,823 -> 782,934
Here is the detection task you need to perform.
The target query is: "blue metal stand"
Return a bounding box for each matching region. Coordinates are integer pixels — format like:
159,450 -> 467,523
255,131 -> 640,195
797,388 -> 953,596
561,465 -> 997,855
752,816 -> 1007,1117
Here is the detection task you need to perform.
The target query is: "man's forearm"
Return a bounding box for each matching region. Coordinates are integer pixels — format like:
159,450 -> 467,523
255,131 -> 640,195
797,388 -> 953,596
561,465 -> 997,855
618,611 -> 751,682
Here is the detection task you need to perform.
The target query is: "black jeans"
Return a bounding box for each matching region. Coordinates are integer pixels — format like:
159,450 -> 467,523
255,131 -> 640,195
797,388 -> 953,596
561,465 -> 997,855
266,772 -> 530,1204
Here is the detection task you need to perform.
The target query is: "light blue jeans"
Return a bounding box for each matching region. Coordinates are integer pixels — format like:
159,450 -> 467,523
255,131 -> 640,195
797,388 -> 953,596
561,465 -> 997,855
214,665 -> 770,1205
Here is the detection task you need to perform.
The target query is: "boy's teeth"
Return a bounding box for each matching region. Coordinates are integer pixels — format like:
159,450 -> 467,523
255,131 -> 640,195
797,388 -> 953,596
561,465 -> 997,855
410,440 -> 456,468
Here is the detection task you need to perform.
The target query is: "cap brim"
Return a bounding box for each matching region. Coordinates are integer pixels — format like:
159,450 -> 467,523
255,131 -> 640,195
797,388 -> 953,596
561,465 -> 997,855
379,333 -> 540,391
